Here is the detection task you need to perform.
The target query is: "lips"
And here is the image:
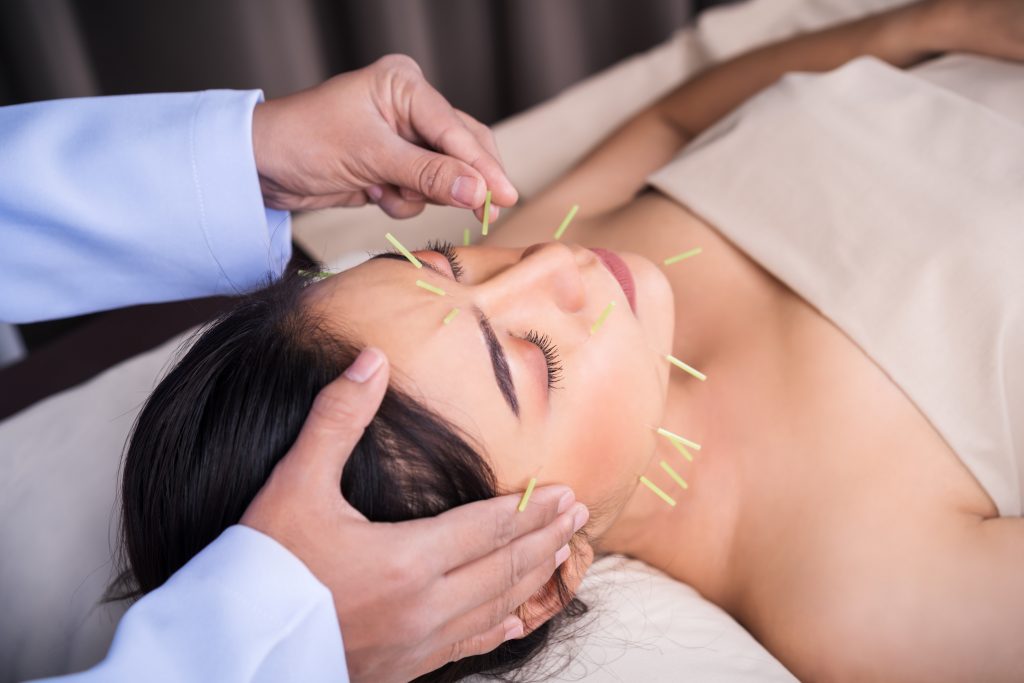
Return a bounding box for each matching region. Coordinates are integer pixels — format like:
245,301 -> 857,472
589,248 -> 637,314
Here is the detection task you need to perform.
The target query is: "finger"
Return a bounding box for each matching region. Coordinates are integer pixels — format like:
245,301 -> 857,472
455,109 -> 504,167
436,532 -> 594,649
404,82 -> 518,206
404,484 -> 575,573
517,542 -> 593,634
282,347 -> 389,492
375,183 -> 428,219
380,137 -> 488,210
421,614 -> 523,673
473,202 -> 500,224
431,502 -> 588,628
399,187 -> 426,202
266,190 -> 371,212
433,535 -> 568,647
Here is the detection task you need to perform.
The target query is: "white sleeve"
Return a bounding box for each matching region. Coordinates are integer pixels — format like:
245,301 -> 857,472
27,526 -> 349,683
0,90 -> 292,324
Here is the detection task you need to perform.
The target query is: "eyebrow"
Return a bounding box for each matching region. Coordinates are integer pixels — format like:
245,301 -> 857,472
474,306 -> 520,418
370,251 -> 445,275
368,252 -> 521,419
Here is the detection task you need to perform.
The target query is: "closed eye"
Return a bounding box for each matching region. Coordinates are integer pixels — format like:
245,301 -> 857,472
424,240 -> 464,279
370,240 -> 463,281
362,248 -> 532,419
522,330 -> 563,390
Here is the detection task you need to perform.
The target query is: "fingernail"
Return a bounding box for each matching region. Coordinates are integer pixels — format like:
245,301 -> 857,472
451,175 -> 480,207
490,205 -> 500,221
502,615 -> 524,641
366,185 -> 383,202
571,503 -> 589,532
343,347 -> 385,383
554,544 -> 571,566
557,490 -> 576,514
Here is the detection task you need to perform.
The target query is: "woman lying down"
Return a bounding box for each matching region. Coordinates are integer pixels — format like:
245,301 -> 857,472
112,1 -> 1024,681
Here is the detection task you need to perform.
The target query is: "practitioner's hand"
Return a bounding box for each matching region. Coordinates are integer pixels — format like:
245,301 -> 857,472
240,347 -> 589,683
251,54 -> 518,219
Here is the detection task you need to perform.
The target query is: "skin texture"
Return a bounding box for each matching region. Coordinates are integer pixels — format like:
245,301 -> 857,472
297,1 -> 1024,680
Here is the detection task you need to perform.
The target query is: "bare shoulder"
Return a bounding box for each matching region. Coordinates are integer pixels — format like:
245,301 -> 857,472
797,514 -> 1024,683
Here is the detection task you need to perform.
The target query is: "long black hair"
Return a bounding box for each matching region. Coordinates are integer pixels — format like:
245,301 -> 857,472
110,268 -> 587,682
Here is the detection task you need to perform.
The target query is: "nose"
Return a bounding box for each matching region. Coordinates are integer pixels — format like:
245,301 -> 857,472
476,241 -> 591,317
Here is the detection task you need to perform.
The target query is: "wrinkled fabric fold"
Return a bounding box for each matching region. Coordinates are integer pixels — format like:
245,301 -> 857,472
649,55 -> 1024,517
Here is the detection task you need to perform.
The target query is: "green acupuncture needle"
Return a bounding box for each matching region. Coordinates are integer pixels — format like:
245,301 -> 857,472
385,232 -> 422,268
666,354 -> 707,381
553,204 -> 580,240
481,190 -> 492,236
639,475 -> 677,507
415,279 -> 446,296
590,301 -> 616,335
660,460 -> 689,490
663,247 -> 703,266
656,426 -> 702,452
517,477 -> 538,512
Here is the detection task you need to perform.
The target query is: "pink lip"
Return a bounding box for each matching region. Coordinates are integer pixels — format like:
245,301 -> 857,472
589,248 -> 637,314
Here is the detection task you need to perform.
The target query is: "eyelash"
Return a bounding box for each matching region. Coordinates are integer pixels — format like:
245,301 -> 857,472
424,239 -> 465,280
523,330 -> 563,389
396,240 -> 564,391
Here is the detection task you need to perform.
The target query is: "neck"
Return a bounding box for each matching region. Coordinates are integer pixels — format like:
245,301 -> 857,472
594,343 -> 744,608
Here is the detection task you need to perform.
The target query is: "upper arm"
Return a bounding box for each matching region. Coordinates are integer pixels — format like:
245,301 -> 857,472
820,518 -> 1024,683
915,517 -> 1024,682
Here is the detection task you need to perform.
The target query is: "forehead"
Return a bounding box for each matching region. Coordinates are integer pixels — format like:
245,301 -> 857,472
305,258 -> 525,453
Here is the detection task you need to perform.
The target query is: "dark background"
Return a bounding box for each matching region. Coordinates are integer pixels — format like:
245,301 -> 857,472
0,0 -> 733,418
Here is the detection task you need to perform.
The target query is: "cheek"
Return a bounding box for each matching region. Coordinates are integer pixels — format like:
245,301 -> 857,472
540,326 -> 666,517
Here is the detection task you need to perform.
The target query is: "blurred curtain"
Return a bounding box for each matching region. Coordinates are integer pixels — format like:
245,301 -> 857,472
0,0 -> 701,124
0,0 -> 741,406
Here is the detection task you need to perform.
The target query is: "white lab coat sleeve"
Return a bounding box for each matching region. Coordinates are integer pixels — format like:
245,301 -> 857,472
29,525 -> 349,683
0,90 -> 292,323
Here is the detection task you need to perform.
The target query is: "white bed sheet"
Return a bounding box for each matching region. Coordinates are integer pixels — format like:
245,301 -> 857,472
2,0 -> 957,681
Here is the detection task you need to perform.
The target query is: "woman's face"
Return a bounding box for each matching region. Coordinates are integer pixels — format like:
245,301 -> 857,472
308,240 -> 675,535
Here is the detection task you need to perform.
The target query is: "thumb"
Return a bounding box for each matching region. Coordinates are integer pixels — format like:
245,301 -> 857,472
383,138 -> 487,210
284,347 -> 390,491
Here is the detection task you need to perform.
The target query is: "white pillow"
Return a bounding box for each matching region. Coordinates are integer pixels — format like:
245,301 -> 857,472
0,327 -> 798,682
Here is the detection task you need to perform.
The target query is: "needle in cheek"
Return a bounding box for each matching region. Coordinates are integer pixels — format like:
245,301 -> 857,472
589,301 -> 616,335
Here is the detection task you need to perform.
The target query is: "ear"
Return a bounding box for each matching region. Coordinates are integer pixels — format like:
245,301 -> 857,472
518,539 -> 595,634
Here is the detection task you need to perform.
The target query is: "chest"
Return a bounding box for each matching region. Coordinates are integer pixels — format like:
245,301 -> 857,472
668,208 -> 1000,663
598,191 -> 996,596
